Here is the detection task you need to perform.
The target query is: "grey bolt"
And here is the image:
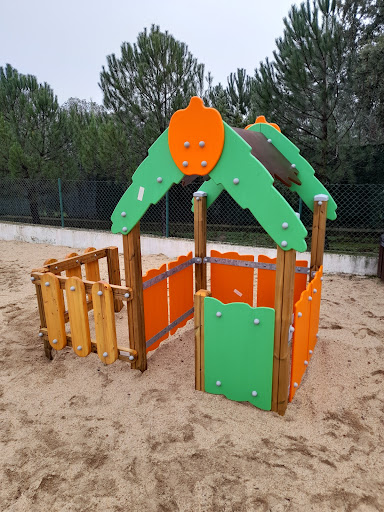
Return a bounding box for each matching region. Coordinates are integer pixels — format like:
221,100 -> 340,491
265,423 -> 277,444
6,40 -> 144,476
320,277 -> 323,281
157,177 -> 163,183
216,380 -> 222,387
313,288 -> 317,293
233,178 -> 240,185
77,345 -> 82,351
94,254 -> 97,258
103,352 -> 108,357
196,197 -> 200,201
52,339 -> 58,344
76,260 -> 79,263
124,292 -> 130,298
182,161 -> 188,167
290,326 -> 295,333
298,312 -> 302,318
308,296 -> 312,301
304,360 -> 308,365
121,211 -> 127,217
55,266 -> 58,270
251,390 -> 258,397
30,277 -> 35,281
70,286 -> 76,291
122,227 -> 128,232
291,164 -> 296,168
216,312 -> 222,318
254,319 -> 260,325
318,201 -> 323,205
97,291 -> 103,296
282,222 -> 289,229
281,241 -> 288,247
38,332 -> 43,337
267,138 -> 272,143
294,382 -> 298,388
199,141 -> 205,147
129,355 -> 135,361
45,282 -> 50,287
309,350 -> 313,354
316,333 -> 319,338
184,141 -> 190,148
201,161 -> 207,167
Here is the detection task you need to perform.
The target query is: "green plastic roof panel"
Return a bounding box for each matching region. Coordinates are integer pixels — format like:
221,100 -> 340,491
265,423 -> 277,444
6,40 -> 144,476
204,297 -> 275,411
111,129 -> 184,235
248,123 -> 337,220
209,123 -> 308,252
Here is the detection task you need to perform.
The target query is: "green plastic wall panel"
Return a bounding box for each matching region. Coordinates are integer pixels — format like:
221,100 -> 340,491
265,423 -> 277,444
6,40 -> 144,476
111,129 -> 184,234
248,123 -> 337,221
191,178 -> 224,212
204,297 -> 275,411
209,123 -> 308,252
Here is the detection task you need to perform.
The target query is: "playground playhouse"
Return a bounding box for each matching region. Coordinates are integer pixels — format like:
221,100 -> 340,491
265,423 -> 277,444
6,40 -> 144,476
31,97 -> 337,416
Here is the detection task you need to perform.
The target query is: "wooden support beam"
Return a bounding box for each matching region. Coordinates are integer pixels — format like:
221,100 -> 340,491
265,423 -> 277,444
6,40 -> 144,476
106,246 -> 123,312
35,281 -> 53,360
123,223 -> 147,372
43,248 -> 108,274
194,289 -> 211,391
194,193 -> 207,292
272,247 -> 296,416
310,195 -> 328,279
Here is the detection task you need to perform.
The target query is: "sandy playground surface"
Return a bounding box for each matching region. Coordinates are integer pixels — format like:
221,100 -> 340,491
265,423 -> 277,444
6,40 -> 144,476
0,239 -> 383,512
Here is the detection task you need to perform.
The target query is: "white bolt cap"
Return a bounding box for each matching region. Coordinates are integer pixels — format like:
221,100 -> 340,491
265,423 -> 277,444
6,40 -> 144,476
309,350 -> 313,354
291,164 -> 296,168
182,161 -> 188,167
184,141 -> 190,148
290,326 -> 295,332
216,312 -> 222,318
267,138 -> 272,143
129,355 -> 134,361
201,161 -> 207,167
216,380 -> 221,387
316,333 -> 319,338
254,319 -> 260,325
294,382 -> 298,388
308,296 -> 312,301
38,332 -> 43,337
320,277 -> 323,281
52,339 -> 58,344
70,286 -> 75,291
103,352 -> 108,357
122,227 -> 128,232
124,293 -> 130,298
298,312 -> 302,318
77,345 -> 82,351
318,201 -> 322,205
282,222 -> 289,229
251,390 -> 258,397
233,178 -> 240,185
313,288 -> 317,293
97,291 -> 103,296
30,276 -> 35,281
121,211 -> 127,217
157,177 -> 163,183
45,282 -> 50,287
199,141 -> 205,147
281,241 -> 288,247
304,360 -> 308,365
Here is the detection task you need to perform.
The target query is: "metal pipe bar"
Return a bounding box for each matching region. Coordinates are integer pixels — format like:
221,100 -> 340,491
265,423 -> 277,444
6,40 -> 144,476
203,256 -> 310,275
146,307 -> 194,349
142,257 -> 201,290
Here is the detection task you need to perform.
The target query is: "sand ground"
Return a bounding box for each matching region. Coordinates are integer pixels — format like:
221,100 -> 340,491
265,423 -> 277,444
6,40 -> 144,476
0,239 -> 383,512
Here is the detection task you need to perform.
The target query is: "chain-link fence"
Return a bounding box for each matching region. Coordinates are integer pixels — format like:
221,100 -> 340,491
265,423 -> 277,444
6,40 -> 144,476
0,177 -> 383,256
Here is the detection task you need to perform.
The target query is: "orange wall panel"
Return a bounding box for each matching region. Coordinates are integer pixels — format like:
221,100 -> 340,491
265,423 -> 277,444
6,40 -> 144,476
308,266 -> 323,358
210,250 -> 254,306
143,264 -> 169,353
168,252 -> 194,335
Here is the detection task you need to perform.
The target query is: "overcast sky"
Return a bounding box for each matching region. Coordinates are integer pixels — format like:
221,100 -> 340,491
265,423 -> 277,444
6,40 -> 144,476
1,0 -> 300,105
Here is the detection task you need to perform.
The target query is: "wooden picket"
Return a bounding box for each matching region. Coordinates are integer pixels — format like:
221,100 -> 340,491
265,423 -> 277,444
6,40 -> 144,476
92,281 -> 119,364
65,276 -> 92,357
40,272 -> 67,350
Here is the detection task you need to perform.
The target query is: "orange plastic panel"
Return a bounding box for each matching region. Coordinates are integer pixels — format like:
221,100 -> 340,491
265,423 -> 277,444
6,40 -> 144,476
211,250 -> 254,306
168,252 -> 194,335
257,255 -> 308,308
143,264 -> 169,353
289,285 -> 311,402
245,115 -> 281,132
168,97 -> 224,176
308,266 -> 323,358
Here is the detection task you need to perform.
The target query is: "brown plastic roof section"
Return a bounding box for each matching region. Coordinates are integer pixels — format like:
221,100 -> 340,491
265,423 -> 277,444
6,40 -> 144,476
233,128 -> 301,188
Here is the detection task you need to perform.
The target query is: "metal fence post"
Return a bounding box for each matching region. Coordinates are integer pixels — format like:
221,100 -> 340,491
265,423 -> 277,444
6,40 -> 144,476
298,197 -> 303,218
166,190 -> 169,238
58,178 -> 65,228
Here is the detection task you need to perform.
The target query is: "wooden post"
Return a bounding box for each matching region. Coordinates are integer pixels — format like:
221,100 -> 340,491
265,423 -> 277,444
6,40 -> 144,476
194,289 -> 211,391
106,246 -> 123,312
310,194 -> 328,280
194,192 -> 207,292
272,246 -> 296,416
123,223 -> 147,372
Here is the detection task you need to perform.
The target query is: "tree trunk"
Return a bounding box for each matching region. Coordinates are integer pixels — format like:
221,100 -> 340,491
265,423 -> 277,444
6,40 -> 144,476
27,182 -> 41,224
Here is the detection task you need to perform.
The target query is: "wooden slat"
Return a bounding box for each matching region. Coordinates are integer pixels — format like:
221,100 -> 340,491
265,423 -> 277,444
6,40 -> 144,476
65,276 -> 92,357
38,328 -> 137,362
31,272 -> 132,302
43,248 -> 108,273
64,300 -> 93,323
272,247 -> 296,416
194,196 -> 207,292
83,247 -> 101,281
92,281 -> 118,364
123,224 -> 147,372
34,278 -> 53,360
43,258 -> 62,275
310,199 -> 328,279
106,246 -> 123,312
40,272 -> 67,350
194,289 -> 211,391
65,252 -> 82,278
